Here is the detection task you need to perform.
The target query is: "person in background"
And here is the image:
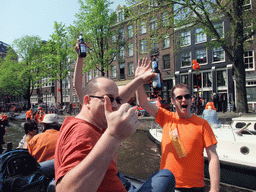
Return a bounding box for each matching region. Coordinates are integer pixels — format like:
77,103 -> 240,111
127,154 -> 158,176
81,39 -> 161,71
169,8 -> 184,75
38,107 -> 44,122
27,113 -> 60,163
18,120 -> 39,149
202,102 -> 220,128
0,119 -> 6,154
54,43 -> 175,192
136,59 -> 220,192
25,108 -> 33,121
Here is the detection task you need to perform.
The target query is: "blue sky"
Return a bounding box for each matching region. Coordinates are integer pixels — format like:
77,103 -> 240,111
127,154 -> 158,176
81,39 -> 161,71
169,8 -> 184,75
1,0 -> 126,46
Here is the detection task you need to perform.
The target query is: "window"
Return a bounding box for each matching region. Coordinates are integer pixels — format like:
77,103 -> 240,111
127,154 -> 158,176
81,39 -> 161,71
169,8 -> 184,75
87,71 -> 92,81
244,50 -> 254,70
181,75 -> 188,85
120,63 -> 125,79
119,29 -> 124,42
212,47 -> 225,62
140,40 -> 147,53
112,35 -> 116,42
217,70 -> 227,87
243,0 -> 251,10
118,11 -> 124,22
195,28 -> 207,43
181,51 -> 191,67
203,72 -> 212,87
150,17 -> 157,31
42,77 -> 54,87
163,54 -> 170,69
128,25 -> 133,38
162,12 -> 169,26
111,65 -> 116,78
128,43 -> 133,57
128,62 -> 134,76
244,23 -> 253,41
196,48 -> 207,64
214,22 -> 224,38
119,46 -> 124,60
180,30 -> 191,46
163,35 -> 170,48
93,69 -> 98,78
140,21 -> 147,34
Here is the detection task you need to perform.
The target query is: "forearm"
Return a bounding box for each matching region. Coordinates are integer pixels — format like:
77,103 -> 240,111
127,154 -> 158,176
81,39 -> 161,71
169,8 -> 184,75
136,85 -> 158,118
56,131 -> 122,192
208,155 -> 220,192
119,76 -> 144,103
73,57 -> 84,105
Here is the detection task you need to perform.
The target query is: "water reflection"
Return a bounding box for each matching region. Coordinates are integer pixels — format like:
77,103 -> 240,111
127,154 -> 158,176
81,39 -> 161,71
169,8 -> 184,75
117,130 -> 161,180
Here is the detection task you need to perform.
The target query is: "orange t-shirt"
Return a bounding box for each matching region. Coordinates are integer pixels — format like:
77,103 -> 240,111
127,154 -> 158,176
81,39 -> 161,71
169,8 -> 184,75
27,129 -> 59,163
156,108 -> 217,188
26,110 -> 32,120
54,117 -> 126,192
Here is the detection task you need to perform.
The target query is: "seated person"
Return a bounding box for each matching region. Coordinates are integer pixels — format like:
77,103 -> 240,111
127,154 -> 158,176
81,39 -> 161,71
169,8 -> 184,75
18,120 -> 39,149
27,114 -> 60,163
202,102 -> 220,128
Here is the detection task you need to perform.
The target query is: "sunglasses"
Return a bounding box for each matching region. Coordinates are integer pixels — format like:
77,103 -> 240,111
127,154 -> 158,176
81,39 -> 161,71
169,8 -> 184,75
89,95 -> 122,104
175,94 -> 191,100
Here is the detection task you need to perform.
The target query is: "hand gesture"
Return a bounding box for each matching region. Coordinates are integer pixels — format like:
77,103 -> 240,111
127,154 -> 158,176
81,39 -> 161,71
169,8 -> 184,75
135,58 -> 157,84
104,96 -> 139,141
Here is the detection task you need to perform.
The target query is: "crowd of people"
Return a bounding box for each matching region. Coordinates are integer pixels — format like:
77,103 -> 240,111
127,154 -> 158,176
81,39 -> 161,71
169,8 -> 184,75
0,39 -> 221,192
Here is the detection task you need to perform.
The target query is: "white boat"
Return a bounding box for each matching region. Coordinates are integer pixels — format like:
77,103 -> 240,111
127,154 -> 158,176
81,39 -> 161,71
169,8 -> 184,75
226,116 -> 256,134
147,121 -> 256,190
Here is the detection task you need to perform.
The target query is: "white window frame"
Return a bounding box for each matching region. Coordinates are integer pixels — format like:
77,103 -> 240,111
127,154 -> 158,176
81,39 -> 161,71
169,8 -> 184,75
244,50 -> 255,70
128,43 -> 133,57
180,30 -> 191,46
163,34 -> 170,48
195,28 -> 207,44
140,21 -> 147,34
111,65 -> 117,78
212,47 -> 225,63
128,25 -> 133,38
196,48 -> 207,64
140,40 -> 147,53
128,62 -> 134,76
181,51 -> 191,67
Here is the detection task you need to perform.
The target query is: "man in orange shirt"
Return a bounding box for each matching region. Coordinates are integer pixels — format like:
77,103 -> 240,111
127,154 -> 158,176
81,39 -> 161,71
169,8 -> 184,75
136,59 -> 220,192
25,108 -> 32,121
27,114 -> 60,163
38,107 -> 44,122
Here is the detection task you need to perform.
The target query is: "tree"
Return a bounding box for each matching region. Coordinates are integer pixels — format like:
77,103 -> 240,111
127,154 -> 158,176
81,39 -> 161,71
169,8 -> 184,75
70,0 -> 121,76
42,21 -> 71,107
0,35 -> 44,108
128,0 -> 256,113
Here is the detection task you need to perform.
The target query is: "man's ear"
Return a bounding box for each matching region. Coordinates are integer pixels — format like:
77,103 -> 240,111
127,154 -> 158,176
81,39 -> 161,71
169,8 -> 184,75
171,98 -> 175,105
83,95 -> 90,105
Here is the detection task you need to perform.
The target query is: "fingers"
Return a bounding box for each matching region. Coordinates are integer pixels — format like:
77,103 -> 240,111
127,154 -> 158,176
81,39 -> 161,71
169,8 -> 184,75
104,95 -> 112,114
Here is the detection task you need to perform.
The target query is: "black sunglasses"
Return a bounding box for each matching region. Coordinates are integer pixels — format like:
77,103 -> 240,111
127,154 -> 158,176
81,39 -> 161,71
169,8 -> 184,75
89,95 -> 122,104
175,94 -> 191,100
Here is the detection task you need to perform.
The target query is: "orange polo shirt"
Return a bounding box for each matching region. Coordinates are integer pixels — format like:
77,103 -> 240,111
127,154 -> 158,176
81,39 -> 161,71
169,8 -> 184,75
27,129 -> 59,163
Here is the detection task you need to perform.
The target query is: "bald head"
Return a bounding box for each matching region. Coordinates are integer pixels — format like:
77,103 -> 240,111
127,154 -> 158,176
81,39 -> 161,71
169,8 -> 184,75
84,77 -> 118,96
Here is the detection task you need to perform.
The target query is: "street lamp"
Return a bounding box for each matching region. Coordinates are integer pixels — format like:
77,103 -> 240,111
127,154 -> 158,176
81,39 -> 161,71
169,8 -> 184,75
45,90 -> 48,114
192,60 -> 201,114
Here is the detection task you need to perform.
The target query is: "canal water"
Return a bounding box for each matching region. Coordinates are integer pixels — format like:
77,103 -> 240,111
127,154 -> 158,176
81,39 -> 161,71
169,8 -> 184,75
3,118 -> 254,192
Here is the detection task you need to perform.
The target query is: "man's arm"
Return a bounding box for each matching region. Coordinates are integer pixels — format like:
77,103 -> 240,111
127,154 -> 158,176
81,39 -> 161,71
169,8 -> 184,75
206,144 -> 220,192
73,41 -> 88,105
135,58 -> 159,118
56,97 -> 139,192
119,58 -> 156,103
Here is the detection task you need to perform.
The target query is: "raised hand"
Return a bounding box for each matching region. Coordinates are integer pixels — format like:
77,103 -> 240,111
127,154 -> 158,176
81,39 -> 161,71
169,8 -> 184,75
135,58 -> 157,84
